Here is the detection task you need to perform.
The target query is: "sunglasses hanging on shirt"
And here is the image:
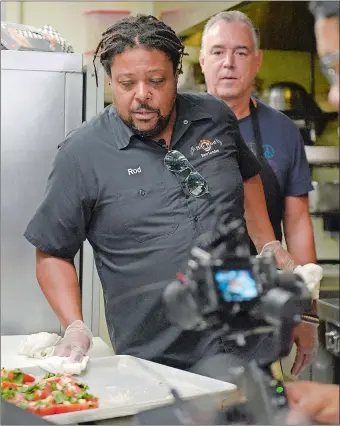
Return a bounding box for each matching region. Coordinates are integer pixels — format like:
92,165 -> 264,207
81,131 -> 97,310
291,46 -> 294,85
164,150 -> 209,198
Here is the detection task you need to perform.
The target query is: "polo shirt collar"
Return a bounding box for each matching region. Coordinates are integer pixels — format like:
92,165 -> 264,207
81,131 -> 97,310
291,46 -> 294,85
110,94 -> 213,150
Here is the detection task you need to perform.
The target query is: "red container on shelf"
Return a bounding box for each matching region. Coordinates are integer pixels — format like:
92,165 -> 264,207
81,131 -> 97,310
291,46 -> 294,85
84,9 -> 131,55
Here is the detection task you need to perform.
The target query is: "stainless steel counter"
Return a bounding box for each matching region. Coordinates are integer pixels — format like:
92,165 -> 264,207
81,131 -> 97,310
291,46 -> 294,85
311,297 -> 340,384
318,298 -> 340,328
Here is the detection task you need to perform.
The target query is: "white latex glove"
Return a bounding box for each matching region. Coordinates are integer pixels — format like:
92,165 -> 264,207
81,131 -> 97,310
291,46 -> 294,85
54,320 -> 93,363
257,240 -> 296,271
293,264 -> 323,300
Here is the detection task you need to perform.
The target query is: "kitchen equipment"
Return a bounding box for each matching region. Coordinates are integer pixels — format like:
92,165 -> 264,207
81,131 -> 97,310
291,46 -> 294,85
1,21 -> 73,52
308,186 -> 339,385
18,356 -> 237,424
311,181 -> 340,236
1,49 -> 104,336
314,299 -> 340,384
263,81 -> 338,145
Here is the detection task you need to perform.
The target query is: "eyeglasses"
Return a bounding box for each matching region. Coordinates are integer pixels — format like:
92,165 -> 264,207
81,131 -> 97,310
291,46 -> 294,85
164,150 -> 209,197
320,53 -> 339,85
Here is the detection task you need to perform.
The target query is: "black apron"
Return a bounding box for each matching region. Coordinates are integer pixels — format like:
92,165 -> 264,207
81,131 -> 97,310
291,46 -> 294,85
249,100 -> 284,255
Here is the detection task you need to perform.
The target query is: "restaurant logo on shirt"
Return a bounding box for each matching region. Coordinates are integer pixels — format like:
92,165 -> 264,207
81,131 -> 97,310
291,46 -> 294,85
190,139 -> 222,158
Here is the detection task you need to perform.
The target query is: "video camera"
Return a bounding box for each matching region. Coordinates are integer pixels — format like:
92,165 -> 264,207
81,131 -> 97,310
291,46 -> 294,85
159,208 -> 313,424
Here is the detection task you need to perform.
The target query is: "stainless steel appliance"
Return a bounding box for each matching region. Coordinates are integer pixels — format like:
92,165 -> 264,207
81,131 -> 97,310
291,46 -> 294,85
1,50 -> 104,335
306,183 -> 339,384
263,81 -> 338,145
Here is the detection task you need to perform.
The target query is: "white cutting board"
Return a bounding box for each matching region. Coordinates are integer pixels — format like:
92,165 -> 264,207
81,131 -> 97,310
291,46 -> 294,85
20,355 -> 237,424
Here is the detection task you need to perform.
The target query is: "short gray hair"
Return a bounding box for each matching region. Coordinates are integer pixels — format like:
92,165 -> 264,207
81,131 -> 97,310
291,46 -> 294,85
201,10 -> 260,53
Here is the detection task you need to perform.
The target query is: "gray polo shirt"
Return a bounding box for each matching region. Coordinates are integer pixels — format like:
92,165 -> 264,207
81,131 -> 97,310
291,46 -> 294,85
24,93 -> 261,370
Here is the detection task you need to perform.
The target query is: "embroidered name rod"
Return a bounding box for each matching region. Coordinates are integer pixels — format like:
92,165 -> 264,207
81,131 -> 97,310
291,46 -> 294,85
128,166 -> 142,175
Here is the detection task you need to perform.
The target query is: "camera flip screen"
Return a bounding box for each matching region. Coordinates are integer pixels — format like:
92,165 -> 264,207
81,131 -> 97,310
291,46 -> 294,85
214,269 -> 258,302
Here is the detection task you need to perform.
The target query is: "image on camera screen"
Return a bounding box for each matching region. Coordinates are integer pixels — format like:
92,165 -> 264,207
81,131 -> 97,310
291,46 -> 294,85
215,270 -> 258,302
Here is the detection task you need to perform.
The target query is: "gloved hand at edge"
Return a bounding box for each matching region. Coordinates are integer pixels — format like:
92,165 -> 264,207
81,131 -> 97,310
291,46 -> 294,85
257,241 -> 323,299
257,240 -> 296,271
54,320 -> 93,363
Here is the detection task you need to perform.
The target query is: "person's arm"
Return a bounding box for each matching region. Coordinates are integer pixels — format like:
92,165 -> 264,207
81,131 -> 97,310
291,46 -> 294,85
36,249 -> 82,328
24,142 -> 94,327
218,101 -> 296,270
232,123 -> 296,269
219,103 -> 276,250
283,196 -> 319,376
282,127 -> 316,267
243,174 -> 297,270
243,174 -> 276,252
24,143 -> 94,361
281,127 -> 319,375
283,195 -> 317,304
285,381 -> 340,425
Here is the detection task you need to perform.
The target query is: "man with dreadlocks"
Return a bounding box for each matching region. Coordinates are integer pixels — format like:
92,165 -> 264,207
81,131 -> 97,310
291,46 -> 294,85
25,14 -> 297,371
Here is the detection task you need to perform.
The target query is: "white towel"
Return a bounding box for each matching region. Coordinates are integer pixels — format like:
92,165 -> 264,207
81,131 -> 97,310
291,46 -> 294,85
18,332 -> 61,358
18,332 -> 89,375
294,264 -> 323,300
37,356 -> 89,375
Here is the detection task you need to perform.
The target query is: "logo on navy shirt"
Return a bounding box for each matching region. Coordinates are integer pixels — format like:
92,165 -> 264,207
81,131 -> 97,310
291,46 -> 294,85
263,144 -> 275,159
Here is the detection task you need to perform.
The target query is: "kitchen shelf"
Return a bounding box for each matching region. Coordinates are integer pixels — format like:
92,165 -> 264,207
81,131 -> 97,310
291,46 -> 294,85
305,146 -> 340,166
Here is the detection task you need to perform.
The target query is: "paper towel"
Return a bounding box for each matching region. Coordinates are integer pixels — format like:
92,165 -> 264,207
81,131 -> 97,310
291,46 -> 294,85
17,332 -> 89,375
37,356 -> 89,375
294,264 -> 323,300
18,332 -> 61,358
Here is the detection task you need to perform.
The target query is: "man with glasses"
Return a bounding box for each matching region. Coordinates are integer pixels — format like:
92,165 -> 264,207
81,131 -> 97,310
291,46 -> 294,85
25,15 -> 300,371
200,10 -> 319,377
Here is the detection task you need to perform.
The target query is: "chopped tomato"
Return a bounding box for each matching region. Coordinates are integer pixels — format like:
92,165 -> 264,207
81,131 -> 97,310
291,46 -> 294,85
1,381 -> 21,389
63,384 -> 82,396
44,373 -> 75,384
1,369 -> 35,385
54,401 -> 92,414
27,404 -> 56,416
43,376 -> 62,384
41,384 -> 54,399
87,399 -> 99,409
23,373 -> 35,383
30,390 -> 44,401
8,393 -> 26,404
1,369 -> 99,417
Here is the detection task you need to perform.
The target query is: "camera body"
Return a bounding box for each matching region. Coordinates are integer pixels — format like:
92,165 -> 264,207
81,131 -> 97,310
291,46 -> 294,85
160,218 -> 313,424
163,218 -> 311,365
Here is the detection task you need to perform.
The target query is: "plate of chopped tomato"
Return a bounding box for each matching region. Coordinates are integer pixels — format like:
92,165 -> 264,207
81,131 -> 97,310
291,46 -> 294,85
1,368 -> 99,417
1,356 -> 236,423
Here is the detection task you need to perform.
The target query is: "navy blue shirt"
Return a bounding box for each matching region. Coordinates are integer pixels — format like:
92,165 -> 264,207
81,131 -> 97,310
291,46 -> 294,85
238,100 -> 313,197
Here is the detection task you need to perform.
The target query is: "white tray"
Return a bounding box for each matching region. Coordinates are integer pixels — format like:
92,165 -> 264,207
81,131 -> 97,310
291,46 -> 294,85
20,355 -> 237,424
